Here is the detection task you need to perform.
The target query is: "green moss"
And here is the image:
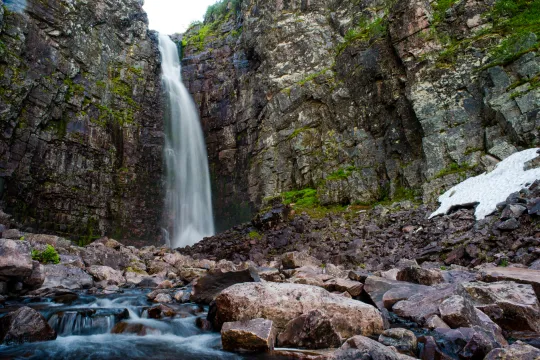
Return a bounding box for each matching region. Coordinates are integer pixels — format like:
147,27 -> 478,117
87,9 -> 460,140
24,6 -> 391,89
248,230 -> 262,240
31,244 -> 60,264
298,68 -> 330,86
288,127 -> 312,140
326,166 -> 357,181
336,16 -> 388,55
432,0 -> 458,24
283,188 -> 319,207
433,162 -> 474,179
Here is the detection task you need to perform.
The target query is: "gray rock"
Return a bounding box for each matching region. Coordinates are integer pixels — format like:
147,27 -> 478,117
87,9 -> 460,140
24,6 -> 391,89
42,264 -> 94,289
277,310 -> 342,349
439,295 -> 480,329
396,266 -> 444,285
484,341 -> 540,360
0,306 -> 57,345
190,267 -> 260,304
496,218 -> 520,231
378,328 -> 417,356
0,239 -> 33,278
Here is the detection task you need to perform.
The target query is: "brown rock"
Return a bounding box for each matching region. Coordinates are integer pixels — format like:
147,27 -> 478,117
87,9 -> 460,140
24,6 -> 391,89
425,315 -> 450,330
147,304 -> 176,319
328,335 -> 411,360
484,341 -> 540,360
191,268 -> 260,304
364,276 -> 431,312
396,266 -> 444,286
221,318 -> 275,352
439,295 -> 480,328
282,251 -> 322,269
111,321 -> 160,336
323,278 -> 363,297
212,282 -> 384,338
0,306 -> 57,345
378,328 -> 417,356
0,239 -> 33,278
277,310 -> 342,349
393,284 -> 456,325
480,267 -> 540,299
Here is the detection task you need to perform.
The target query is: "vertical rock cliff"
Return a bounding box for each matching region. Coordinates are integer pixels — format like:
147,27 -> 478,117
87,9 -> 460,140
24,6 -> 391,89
0,0 -> 163,243
181,0 -> 539,230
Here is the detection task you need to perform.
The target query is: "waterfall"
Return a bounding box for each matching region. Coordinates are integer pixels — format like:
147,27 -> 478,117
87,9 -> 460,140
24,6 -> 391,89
158,34 -> 215,248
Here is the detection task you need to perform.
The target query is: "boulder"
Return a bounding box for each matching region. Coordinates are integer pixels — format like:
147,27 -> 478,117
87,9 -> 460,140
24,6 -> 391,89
190,268 -> 260,304
323,278 -> 363,297
87,265 -> 125,286
154,293 -> 173,303
328,335 -> 414,360
425,315 -> 450,330
484,341 -> 540,360
147,304 -> 176,319
418,335 -> 453,360
396,266 -> 444,286
212,282 -> 384,338
460,325 -> 507,360
178,268 -> 208,282
364,276 -> 431,312
81,243 -> 129,270
147,260 -> 176,275
221,318 -> 275,352
287,266 -> 333,287
348,270 -> 371,282
439,295 -> 480,328
0,239 -> 33,278
277,310 -> 342,349
458,281 -> 540,333
124,270 -> 149,286
42,264 -> 94,289
258,267 -> 282,282
2,229 -> 22,240
378,328 -> 417,356
23,261 -> 45,289
111,321 -> 160,336
281,251 -> 321,269
392,284 -> 457,325
0,306 -> 57,344
480,267 -> 540,299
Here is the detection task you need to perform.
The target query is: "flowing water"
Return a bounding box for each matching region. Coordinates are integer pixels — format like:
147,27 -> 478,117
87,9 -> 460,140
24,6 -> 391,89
159,33 -> 215,248
0,290 -> 284,360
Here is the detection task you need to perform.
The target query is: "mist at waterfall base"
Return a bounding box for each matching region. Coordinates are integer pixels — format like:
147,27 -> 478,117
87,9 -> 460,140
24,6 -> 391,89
0,290 -> 281,360
159,34 -> 215,248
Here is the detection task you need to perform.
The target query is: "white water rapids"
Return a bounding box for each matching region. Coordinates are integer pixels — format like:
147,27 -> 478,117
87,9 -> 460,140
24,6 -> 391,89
158,34 -> 215,248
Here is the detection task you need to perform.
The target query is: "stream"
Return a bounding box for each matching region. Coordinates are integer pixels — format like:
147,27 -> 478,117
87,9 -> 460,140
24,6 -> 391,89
0,290 -> 282,360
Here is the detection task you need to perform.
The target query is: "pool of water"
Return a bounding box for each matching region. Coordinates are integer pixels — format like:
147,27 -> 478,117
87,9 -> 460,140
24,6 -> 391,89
0,289 -> 284,360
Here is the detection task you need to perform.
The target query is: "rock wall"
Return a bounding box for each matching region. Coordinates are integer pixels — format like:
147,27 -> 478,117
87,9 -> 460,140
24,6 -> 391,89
0,0 -> 164,243
181,0 -> 539,231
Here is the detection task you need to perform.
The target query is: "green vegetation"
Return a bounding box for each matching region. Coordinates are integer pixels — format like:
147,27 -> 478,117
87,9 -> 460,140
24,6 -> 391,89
298,68 -> 330,86
433,162 -> 474,179
432,0 -> 458,24
205,0 -> 242,22
337,16 -> 388,55
499,258 -> 509,267
248,230 -> 262,240
326,166 -> 357,181
283,188 -> 318,207
31,245 -> 60,264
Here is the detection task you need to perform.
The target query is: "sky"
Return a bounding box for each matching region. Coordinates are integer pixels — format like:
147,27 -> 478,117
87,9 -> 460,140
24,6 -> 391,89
143,0 -> 217,35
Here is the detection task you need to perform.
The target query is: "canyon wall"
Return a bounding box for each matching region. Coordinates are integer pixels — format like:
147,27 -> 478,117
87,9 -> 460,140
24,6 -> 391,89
0,0 -> 164,243
181,0 -> 539,231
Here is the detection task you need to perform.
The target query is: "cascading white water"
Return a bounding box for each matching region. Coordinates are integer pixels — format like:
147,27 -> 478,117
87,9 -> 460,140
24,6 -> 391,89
158,34 -> 215,248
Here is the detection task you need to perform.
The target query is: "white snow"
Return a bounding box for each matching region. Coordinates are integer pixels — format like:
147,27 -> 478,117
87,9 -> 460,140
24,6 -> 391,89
430,148 -> 540,220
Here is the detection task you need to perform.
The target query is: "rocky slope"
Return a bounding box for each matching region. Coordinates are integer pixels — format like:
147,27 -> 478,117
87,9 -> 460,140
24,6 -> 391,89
0,0 -> 163,243
181,0 -> 540,230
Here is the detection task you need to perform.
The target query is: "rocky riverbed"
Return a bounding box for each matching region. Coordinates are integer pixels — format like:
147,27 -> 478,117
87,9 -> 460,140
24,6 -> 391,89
0,181 -> 539,359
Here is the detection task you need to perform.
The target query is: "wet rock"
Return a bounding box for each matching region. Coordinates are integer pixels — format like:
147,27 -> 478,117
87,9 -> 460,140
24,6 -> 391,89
281,252 -> 322,270
191,268 -> 260,304
195,317 -> 213,331
480,267 -> 540,299
418,335 -> 452,360
153,293 -> 173,304
393,284 -> 457,325
328,335 -> 411,360
484,341 -> 540,359
111,322 -> 161,336
439,295 -> 480,328
459,281 -> 540,332
277,310 -> 342,349
147,304 -> 176,319
0,306 -> 56,344
460,325 -> 507,360
221,318 -> 275,352
212,282 -> 384,338
0,239 -> 33,278
138,276 -> 165,288
87,265 -> 125,286
42,264 -> 94,289
174,290 -> 189,302
378,328 -> 417,356
157,280 -> 174,289
396,266 -> 444,286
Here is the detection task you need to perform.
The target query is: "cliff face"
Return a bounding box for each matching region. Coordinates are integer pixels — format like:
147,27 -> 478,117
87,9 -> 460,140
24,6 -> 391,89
182,0 -> 540,230
0,0 -> 164,243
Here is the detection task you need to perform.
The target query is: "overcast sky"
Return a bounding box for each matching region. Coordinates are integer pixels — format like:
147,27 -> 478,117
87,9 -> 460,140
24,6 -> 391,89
143,0 -> 217,34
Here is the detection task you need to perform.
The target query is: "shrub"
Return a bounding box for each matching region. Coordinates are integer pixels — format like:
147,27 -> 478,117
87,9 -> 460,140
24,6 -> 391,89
32,244 -> 60,264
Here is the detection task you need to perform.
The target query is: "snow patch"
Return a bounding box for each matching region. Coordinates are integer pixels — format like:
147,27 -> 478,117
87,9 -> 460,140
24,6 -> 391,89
430,148 -> 540,220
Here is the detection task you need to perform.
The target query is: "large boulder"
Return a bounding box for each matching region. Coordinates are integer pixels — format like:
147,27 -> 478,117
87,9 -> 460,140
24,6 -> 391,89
0,239 -> 33,278
392,284 -> 457,325
212,282 -> 384,338
286,266 -> 333,287
480,267 -> 540,299
484,341 -> 540,360
23,261 -> 45,289
42,264 -> 94,289
87,265 -> 125,286
221,318 -> 275,352
458,281 -> 540,333
323,278 -> 364,297
190,268 -> 260,304
364,276 -> 431,311
0,306 -> 56,344
81,243 -> 129,270
439,295 -> 480,328
281,251 -> 322,269
277,309 -> 342,349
